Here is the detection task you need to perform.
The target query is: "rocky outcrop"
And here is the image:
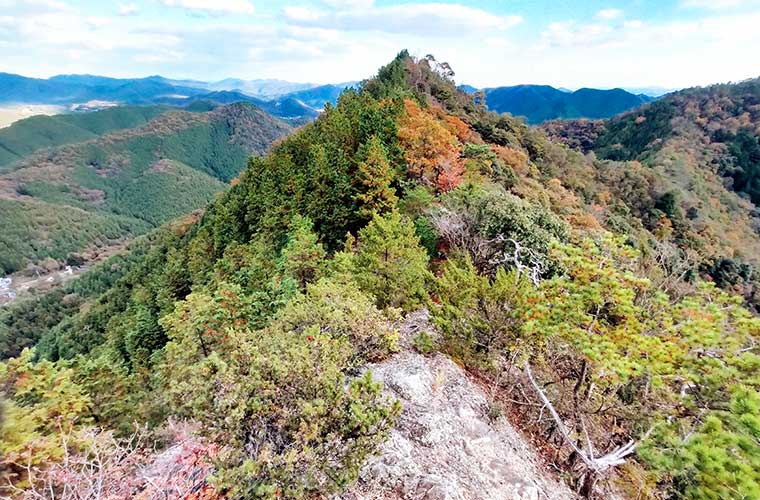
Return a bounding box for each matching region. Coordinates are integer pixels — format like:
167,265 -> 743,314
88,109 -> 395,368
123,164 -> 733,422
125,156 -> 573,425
340,311 -> 576,500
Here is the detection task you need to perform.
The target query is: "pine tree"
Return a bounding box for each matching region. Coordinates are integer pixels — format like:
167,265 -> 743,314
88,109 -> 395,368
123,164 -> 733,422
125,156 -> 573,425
280,215 -> 326,290
354,211 -> 430,310
354,136 -> 398,220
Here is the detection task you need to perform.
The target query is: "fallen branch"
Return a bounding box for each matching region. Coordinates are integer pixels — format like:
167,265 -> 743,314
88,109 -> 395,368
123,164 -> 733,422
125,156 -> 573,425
523,361 -> 638,475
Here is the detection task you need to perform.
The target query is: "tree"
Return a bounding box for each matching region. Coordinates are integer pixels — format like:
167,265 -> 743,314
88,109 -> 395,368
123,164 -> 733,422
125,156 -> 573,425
397,99 -> 464,192
354,211 -> 431,310
433,256 -> 532,369
279,215 -> 326,291
1,350 -> 91,489
354,136 -> 398,220
159,280 -> 400,499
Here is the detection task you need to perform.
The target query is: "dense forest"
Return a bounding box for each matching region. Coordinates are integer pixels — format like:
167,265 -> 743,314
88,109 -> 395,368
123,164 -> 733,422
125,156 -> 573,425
0,103 -> 291,274
481,85 -> 653,124
1,53 -> 759,500
543,77 -> 760,310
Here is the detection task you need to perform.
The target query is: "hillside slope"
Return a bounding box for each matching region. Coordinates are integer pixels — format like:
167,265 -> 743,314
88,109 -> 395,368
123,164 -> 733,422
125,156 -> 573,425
482,85 -> 653,124
0,103 -> 291,274
543,78 -> 760,308
2,53 -> 758,500
0,105 -> 170,168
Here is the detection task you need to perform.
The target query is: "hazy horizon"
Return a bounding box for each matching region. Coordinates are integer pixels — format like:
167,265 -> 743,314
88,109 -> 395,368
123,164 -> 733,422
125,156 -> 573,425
2,1 -> 759,90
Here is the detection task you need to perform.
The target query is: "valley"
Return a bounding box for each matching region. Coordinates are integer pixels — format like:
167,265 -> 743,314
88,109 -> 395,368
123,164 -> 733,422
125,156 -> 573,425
0,102 -> 292,275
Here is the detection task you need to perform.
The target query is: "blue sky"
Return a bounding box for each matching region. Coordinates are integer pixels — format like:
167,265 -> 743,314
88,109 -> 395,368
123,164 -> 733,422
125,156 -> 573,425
1,0 -> 759,89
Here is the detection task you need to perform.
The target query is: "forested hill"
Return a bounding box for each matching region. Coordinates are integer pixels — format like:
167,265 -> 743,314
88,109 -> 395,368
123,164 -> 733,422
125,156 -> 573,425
480,84 -> 653,123
2,53 -> 759,500
543,77 -> 760,308
0,105 -> 170,168
0,102 -> 291,274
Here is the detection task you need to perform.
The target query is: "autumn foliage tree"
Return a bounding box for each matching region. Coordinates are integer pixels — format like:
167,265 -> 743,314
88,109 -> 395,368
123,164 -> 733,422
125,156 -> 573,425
398,98 -> 464,192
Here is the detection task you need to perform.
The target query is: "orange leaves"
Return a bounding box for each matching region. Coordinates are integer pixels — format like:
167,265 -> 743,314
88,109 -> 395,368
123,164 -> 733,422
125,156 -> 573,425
492,145 -> 529,174
442,114 -> 472,142
397,98 -> 464,192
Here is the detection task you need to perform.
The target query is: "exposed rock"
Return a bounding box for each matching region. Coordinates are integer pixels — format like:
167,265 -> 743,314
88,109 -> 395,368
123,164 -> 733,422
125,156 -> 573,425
340,310 -> 576,500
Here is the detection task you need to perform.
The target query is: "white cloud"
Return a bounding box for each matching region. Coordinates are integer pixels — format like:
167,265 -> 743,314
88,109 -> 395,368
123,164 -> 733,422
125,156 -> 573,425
541,21 -> 617,48
322,0 -> 375,7
283,6 -> 322,22
282,3 -> 522,36
118,3 -> 138,16
681,0 -> 760,9
0,0 -> 758,92
159,0 -> 255,15
596,8 -> 623,20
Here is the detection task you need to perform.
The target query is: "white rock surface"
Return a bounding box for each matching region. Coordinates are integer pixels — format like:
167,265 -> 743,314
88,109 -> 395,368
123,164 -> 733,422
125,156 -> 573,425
340,311 -> 576,500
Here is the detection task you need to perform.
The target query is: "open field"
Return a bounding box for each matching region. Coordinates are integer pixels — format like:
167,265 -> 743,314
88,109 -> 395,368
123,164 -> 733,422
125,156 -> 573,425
0,104 -> 66,128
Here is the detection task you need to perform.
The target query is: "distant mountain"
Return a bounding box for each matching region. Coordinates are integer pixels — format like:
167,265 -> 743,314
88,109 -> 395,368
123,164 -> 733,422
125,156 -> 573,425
155,90 -> 320,122
204,78 -> 318,99
0,102 -> 292,274
482,84 -> 654,124
595,78 -> 760,204
0,73 -> 332,123
622,86 -> 678,97
457,84 -> 478,94
0,73 -> 206,105
283,83 -> 358,109
542,77 -> 760,307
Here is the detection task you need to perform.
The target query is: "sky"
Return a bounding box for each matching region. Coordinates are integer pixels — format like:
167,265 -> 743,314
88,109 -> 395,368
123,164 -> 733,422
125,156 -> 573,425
1,0 -> 759,89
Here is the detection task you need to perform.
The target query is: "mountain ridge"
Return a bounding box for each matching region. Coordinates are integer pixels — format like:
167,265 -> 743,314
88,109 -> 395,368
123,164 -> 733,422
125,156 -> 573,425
480,84 -> 655,123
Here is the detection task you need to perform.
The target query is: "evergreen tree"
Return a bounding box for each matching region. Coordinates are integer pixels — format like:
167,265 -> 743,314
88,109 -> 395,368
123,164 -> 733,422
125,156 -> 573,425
354,136 -> 398,220
280,215 -> 326,290
354,211 -> 430,310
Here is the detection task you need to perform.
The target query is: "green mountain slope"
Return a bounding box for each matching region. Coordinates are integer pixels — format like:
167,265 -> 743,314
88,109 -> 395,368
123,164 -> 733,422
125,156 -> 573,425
0,105 -> 170,169
2,54 -> 758,500
483,84 -> 653,124
0,102 -> 291,273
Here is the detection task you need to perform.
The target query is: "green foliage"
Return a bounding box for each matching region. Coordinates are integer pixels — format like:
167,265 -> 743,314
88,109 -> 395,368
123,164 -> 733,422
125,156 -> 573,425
272,279 -> 399,364
0,103 -> 291,271
412,331 -> 436,355
5,55 -> 760,500
462,142 -> 517,188
0,350 -> 91,484
279,215 -> 326,290
725,128 -> 760,205
642,388 -> 760,500
595,99 -> 676,161
0,198 -> 149,274
432,256 -> 531,368
0,105 -> 169,170
353,211 -> 431,310
438,183 -> 568,275
354,135 -> 399,219
201,89 -> 403,253
160,279 -> 400,498
0,290 -> 81,359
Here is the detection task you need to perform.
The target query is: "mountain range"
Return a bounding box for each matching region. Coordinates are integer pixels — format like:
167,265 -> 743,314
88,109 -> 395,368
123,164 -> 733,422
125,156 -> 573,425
2,52 -> 760,500
0,72 -> 356,124
474,84 -> 655,124
1,72 -> 661,127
